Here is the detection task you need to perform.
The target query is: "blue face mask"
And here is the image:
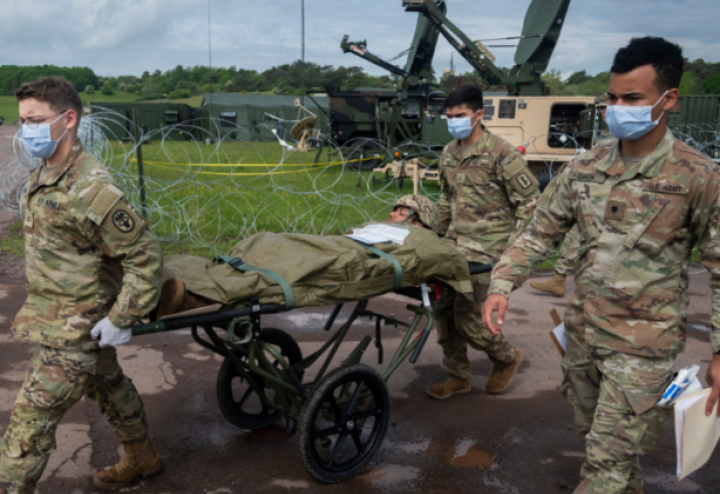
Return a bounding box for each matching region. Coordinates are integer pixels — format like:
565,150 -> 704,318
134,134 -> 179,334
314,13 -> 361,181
605,91 -> 668,141
447,111 -> 480,140
21,114 -> 68,159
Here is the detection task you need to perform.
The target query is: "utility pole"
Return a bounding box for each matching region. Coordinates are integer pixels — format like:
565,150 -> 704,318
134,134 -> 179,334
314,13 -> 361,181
301,0 -> 305,63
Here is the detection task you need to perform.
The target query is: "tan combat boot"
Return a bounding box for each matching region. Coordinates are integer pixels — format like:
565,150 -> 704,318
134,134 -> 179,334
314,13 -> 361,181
94,435 -> 162,490
156,278 -> 214,319
530,273 -> 566,297
486,349 -> 525,394
426,375 -> 471,400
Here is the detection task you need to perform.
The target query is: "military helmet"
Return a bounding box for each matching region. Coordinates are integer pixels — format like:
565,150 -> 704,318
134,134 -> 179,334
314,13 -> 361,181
393,194 -> 439,231
596,92 -> 610,108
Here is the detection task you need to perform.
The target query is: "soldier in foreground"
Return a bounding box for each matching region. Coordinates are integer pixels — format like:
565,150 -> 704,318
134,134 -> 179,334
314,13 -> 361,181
427,84 -> 540,400
0,77 -> 163,493
531,94 -> 612,297
482,37 -> 720,493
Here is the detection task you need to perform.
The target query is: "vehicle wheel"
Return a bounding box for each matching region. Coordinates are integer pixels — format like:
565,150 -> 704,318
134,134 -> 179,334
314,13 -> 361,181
348,139 -> 383,171
216,328 -> 302,430
297,364 -> 390,483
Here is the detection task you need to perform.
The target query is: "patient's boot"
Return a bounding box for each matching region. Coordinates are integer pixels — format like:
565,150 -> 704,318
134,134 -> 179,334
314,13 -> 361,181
177,287 -> 214,313
426,375 -> 471,400
94,435 -> 162,490
156,278 -> 186,319
530,273 -> 566,297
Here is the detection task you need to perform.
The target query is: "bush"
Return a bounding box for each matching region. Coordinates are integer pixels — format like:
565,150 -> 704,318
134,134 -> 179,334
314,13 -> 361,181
200,83 -> 218,93
168,89 -> 191,99
100,85 -> 114,95
84,85 -> 95,94
704,73 -> 720,94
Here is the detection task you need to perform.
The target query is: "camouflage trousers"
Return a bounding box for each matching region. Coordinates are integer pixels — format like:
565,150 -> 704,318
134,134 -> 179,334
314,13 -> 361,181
561,321 -> 675,494
0,344 -> 149,494
435,271 -> 516,379
555,225 -> 581,276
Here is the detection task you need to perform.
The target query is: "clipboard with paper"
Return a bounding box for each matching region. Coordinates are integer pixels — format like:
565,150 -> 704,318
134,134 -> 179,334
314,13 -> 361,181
674,388 -> 720,480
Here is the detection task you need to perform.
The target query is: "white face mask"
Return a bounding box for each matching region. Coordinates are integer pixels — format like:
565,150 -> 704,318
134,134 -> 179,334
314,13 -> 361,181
605,91 -> 669,141
21,113 -> 68,159
447,110 -> 480,140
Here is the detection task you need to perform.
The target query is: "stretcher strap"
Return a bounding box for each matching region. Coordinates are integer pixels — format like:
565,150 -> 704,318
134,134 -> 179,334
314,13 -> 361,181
351,241 -> 403,290
213,255 -> 295,310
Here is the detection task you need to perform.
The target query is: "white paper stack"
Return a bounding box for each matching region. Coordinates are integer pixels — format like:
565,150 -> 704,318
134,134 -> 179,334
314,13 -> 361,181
674,388 -> 720,479
345,223 -> 410,245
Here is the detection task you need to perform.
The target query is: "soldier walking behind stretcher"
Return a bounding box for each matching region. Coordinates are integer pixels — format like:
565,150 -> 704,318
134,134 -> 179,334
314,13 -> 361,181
483,37 -> 720,493
0,77 -> 164,493
427,85 -> 540,399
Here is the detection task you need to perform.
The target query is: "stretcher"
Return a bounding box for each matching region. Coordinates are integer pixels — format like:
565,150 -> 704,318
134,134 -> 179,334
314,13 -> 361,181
132,262 -> 491,483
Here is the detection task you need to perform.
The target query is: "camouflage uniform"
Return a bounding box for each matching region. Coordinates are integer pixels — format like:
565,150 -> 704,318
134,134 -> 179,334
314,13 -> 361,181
0,141 -> 163,494
554,225 -> 581,276
436,130 -> 540,378
489,129 -> 720,493
553,124 -> 615,277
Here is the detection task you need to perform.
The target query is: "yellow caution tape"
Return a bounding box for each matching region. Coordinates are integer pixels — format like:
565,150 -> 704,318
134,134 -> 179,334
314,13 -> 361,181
144,160 -> 340,176
129,156 -> 379,168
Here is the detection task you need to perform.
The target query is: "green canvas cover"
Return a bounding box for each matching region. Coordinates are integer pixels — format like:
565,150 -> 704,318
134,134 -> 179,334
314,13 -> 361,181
163,227 -> 472,308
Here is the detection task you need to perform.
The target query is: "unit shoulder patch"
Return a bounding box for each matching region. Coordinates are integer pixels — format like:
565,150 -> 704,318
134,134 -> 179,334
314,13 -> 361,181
509,169 -> 539,196
101,198 -> 145,243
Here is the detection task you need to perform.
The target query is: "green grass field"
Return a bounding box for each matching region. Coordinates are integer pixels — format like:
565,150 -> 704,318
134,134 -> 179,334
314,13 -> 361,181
99,139 -> 439,255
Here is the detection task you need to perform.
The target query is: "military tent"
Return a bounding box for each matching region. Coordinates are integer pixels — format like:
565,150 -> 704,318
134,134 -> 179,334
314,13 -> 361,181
197,93 -> 329,142
89,101 -> 195,141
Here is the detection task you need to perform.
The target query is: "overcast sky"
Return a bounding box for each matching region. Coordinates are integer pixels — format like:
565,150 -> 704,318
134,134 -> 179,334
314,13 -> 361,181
0,0 -> 718,79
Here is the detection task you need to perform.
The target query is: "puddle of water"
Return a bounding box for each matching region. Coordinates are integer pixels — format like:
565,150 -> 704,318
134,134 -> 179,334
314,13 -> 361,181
244,427 -> 292,442
425,440 -> 494,469
361,464 -> 420,487
450,443 -> 494,469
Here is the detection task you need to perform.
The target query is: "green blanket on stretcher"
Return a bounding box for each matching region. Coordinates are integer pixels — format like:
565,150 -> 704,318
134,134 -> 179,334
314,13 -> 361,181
163,226 -> 473,308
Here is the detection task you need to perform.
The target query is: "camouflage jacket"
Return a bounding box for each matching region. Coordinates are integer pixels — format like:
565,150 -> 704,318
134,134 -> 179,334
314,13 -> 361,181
13,141 -> 163,351
490,129 -> 720,357
437,130 -> 540,263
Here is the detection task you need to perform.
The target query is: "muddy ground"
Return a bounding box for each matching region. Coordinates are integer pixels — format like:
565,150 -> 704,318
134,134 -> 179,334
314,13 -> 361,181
0,136 -> 718,492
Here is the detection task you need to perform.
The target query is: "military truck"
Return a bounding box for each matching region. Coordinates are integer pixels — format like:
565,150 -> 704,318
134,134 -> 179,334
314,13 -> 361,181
327,0 -> 600,172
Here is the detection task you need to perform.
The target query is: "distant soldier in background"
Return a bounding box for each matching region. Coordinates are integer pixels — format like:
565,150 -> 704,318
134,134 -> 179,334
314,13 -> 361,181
427,84 -> 540,400
0,77 -> 163,493
531,94 -> 612,297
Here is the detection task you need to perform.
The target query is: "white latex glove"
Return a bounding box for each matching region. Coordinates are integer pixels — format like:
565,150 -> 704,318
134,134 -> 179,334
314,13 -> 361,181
90,317 -> 132,348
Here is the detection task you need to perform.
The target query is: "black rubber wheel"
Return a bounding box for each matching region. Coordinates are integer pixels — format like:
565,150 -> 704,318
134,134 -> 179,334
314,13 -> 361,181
348,139 -> 382,171
216,328 -> 302,430
297,364 -> 390,483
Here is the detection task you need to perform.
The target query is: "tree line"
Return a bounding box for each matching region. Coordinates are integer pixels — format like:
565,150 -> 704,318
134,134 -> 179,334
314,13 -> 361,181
1,58 -> 719,100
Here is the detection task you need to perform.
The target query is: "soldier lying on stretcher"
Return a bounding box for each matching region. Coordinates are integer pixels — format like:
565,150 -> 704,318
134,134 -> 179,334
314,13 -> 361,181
152,194 -> 468,319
